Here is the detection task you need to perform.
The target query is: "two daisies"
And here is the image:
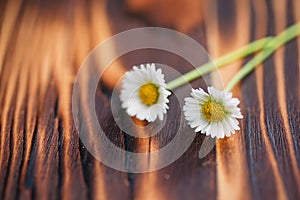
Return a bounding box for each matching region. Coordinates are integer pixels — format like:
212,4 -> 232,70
118,23 -> 300,139
120,63 -> 243,139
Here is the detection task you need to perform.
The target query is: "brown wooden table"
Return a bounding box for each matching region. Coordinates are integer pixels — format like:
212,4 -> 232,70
0,0 -> 300,199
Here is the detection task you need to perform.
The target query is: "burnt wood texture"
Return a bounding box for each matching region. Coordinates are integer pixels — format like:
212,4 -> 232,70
0,0 -> 300,199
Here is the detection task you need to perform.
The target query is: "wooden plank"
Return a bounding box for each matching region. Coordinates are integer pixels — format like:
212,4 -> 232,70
242,0 -> 286,199
203,0 -> 252,199
0,0 -> 300,199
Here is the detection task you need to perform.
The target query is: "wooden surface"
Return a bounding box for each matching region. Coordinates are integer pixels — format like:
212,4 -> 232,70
0,0 -> 300,199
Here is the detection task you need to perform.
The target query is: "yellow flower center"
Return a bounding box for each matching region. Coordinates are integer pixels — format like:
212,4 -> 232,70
201,101 -> 225,122
138,83 -> 159,106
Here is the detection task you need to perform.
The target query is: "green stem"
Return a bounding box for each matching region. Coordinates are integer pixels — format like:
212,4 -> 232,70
166,37 -> 273,90
225,22 -> 300,91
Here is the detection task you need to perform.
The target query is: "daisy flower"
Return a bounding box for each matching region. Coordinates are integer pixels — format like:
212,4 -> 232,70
183,86 -> 243,139
120,63 -> 171,122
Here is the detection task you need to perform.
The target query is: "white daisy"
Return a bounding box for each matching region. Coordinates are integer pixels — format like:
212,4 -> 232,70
120,63 -> 171,122
183,86 -> 243,139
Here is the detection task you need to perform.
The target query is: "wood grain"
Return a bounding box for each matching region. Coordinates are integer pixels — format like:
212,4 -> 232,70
0,0 -> 299,199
